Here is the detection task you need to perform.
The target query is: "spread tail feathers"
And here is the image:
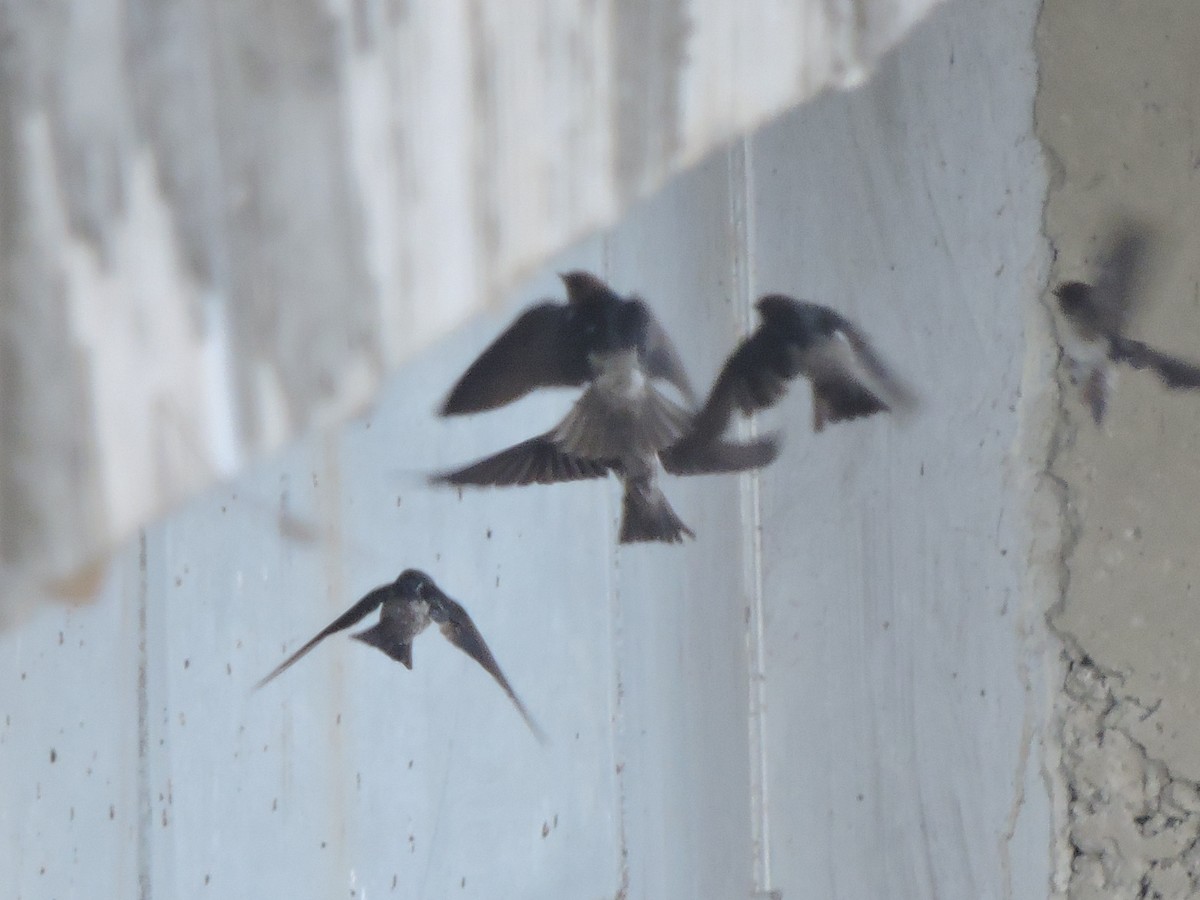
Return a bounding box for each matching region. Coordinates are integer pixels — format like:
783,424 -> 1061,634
618,479 -> 694,544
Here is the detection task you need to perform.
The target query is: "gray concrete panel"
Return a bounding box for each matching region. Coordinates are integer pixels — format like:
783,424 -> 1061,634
0,0 -> 1059,897
0,0 -> 945,619
1037,0 -> 1200,896
748,2 -> 1049,897
605,153 -> 757,900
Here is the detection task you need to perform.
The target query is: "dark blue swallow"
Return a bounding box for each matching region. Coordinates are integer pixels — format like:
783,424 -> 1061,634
666,294 -> 916,461
435,272 -> 777,544
255,569 -> 546,743
1054,218 -> 1200,424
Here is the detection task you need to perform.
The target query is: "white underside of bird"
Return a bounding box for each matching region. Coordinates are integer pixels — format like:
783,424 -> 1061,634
552,349 -> 691,460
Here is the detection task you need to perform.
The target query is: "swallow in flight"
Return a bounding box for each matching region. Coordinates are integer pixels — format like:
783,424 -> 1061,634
665,294 -> 916,464
255,569 -> 546,742
1054,218 -> 1200,423
435,272 -> 777,543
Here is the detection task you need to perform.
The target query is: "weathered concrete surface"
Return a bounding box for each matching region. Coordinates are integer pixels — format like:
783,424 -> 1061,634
0,0 -> 1063,897
748,0 -> 1052,896
0,0 -> 945,622
1037,0 -> 1200,895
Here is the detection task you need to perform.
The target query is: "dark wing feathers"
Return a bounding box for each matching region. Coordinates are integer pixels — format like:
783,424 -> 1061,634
440,303 -> 587,416
1092,221 -> 1155,336
437,598 -> 547,743
430,434 -> 617,486
255,586 -> 390,689
679,329 -> 794,448
797,318 -> 916,431
834,321 -> 918,412
641,313 -> 698,406
1110,336 -> 1200,389
810,378 -> 890,431
661,434 -> 781,476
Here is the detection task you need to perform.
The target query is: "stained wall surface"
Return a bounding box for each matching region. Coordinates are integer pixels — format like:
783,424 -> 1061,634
0,0 -> 943,621
0,0 -> 1057,898
1037,1 -> 1200,897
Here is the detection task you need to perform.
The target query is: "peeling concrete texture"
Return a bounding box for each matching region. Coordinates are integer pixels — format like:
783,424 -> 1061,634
1036,0 -> 1200,895
1061,650 -> 1200,898
0,0 -> 943,620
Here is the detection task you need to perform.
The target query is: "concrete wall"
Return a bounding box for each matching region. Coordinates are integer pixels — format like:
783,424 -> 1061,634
1038,2 -> 1200,897
33,0 -> 1200,895
0,0 -> 942,623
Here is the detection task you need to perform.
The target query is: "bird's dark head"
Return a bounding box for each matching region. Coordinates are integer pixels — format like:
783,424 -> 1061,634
559,273 -> 650,355
610,298 -> 652,352
579,296 -> 651,355
560,270 -> 621,306
1053,281 -> 1091,316
756,294 -> 835,343
394,569 -> 440,603
755,294 -> 801,321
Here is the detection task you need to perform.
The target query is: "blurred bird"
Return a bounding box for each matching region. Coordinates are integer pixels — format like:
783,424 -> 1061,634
435,272 -> 778,544
665,294 -> 916,463
440,270 -> 696,415
1054,218 -> 1200,424
254,569 -> 546,743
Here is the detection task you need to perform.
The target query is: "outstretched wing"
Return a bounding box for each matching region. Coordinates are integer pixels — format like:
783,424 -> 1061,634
254,586 -> 390,689
1091,219 -> 1156,336
641,310 -> 698,406
661,433 -> 781,476
440,303 -> 589,415
835,321 -> 918,412
1110,335 -> 1200,389
430,433 -> 617,486
680,328 -> 796,447
436,598 -> 548,744
802,320 -> 917,431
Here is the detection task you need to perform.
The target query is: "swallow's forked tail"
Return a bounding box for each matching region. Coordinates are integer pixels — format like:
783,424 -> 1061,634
618,479 -> 694,544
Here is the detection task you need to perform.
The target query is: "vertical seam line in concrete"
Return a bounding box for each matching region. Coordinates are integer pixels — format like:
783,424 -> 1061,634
601,235 -> 631,899
996,10 -> 1066,893
1029,2 -> 1082,890
136,529 -> 153,900
318,431 -> 351,894
730,135 -> 774,896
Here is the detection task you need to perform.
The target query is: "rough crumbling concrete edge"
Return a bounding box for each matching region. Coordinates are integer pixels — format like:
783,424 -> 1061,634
1031,4 -> 1200,890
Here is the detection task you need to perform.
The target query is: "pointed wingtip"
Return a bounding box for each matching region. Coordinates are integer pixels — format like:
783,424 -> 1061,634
888,384 -> 921,422
751,432 -> 784,468
251,667 -> 282,693
1081,366 -> 1108,425
513,701 -> 551,746
438,390 -> 470,417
